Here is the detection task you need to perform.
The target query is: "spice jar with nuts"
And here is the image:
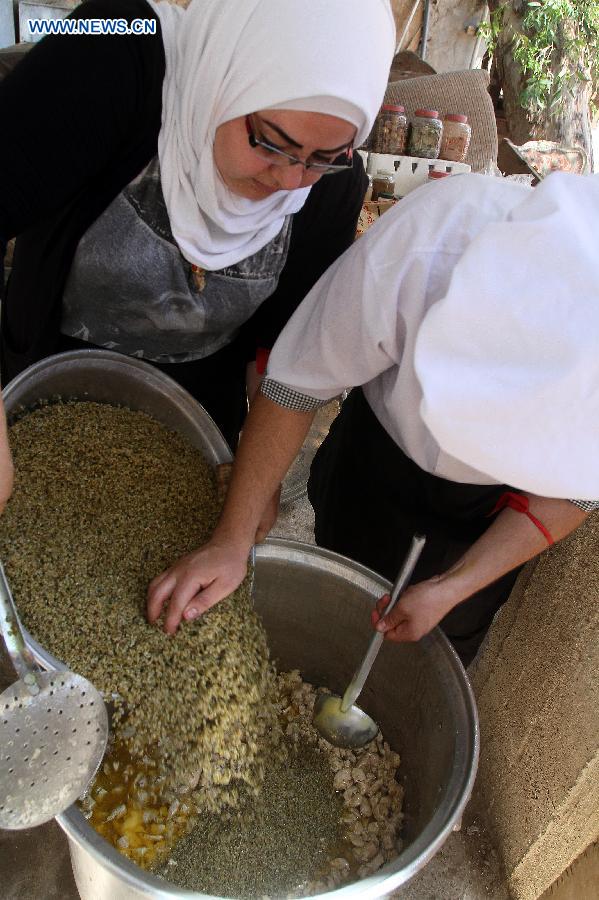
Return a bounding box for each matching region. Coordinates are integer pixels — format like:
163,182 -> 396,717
370,104 -> 408,155
439,114 -> 471,162
407,109 -> 443,159
371,173 -> 395,200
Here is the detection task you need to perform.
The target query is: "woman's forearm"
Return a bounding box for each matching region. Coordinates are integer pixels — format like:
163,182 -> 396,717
214,393 -> 315,548
437,495 -> 589,607
375,495 -> 590,643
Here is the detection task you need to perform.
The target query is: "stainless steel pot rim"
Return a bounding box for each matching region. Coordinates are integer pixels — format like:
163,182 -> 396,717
5,349 -> 213,417
2,349 -> 233,465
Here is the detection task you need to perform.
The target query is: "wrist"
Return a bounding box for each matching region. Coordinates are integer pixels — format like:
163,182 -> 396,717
431,565 -> 471,613
211,520 -> 255,556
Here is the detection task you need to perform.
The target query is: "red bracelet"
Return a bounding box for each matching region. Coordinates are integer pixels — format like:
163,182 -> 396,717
489,491 -> 554,546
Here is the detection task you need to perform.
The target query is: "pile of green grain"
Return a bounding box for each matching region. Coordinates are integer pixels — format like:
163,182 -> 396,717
0,401 -> 283,814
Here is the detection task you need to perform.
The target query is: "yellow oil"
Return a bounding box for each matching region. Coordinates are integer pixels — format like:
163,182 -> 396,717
81,741 -> 195,870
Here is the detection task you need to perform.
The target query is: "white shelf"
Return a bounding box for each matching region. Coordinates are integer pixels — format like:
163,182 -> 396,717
367,152 -> 471,198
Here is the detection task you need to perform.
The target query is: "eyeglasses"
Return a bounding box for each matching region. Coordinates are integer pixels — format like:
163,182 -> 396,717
245,115 -> 353,176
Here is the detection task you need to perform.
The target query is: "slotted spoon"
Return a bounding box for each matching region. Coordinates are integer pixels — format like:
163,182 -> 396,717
0,563 -> 108,829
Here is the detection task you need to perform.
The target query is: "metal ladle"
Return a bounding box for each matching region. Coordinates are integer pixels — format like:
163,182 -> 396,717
313,534 -> 426,749
0,563 -> 108,829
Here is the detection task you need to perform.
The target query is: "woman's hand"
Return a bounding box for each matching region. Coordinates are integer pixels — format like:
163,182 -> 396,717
146,395 -> 315,634
146,539 -> 250,635
370,577 -> 457,643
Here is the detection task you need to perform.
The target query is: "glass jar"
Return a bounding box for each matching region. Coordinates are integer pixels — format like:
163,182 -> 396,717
408,109 -> 443,159
439,114 -> 471,162
370,104 -> 408,155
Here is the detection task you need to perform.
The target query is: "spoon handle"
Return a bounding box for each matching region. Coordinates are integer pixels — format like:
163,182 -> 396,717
340,534 -> 426,713
0,562 -> 38,681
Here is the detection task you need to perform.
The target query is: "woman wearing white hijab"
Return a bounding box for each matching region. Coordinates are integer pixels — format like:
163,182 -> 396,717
0,0 -> 395,457
146,172 -> 599,660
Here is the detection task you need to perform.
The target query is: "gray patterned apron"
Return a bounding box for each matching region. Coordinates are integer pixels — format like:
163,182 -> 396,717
61,158 -> 292,363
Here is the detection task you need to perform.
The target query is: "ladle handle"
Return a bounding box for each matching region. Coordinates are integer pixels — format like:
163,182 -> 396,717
340,534 -> 426,713
0,562 -> 38,680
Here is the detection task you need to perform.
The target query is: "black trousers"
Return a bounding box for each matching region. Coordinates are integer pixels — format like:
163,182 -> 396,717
307,388 -> 522,666
57,334 -> 248,451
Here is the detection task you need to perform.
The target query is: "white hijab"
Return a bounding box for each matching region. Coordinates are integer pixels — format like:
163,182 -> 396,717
148,0 -> 395,271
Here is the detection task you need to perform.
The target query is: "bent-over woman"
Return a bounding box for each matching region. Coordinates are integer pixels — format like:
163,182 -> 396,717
145,172 -> 599,660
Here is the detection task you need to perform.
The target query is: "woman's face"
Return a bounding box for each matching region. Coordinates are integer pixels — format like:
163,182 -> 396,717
213,109 -> 357,200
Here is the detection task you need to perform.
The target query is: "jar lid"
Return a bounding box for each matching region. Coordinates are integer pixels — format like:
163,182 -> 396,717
428,171 -> 450,179
414,108 -> 439,118
381,104 -> 405,113
444,113 -> 468,123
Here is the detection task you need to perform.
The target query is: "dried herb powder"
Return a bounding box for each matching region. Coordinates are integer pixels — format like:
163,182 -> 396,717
156,670 -> 405,897
0,401 -> 283,814
160,741 -> 344,898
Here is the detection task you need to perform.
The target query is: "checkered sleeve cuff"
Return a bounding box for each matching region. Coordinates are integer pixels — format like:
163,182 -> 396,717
569,499 -> 599,512
260,378 -> 327,412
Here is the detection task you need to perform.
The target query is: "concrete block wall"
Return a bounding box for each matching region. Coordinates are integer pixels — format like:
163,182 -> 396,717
541,841 -> 599,899
470,513 -> 599,900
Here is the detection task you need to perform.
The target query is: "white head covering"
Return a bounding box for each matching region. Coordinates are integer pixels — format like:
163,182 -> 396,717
148,0 -> 396,271
414,172 -> 599,499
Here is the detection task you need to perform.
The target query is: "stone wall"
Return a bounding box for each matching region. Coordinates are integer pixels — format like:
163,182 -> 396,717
470,513 -> 599,900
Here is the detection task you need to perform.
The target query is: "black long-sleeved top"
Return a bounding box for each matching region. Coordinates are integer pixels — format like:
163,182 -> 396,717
0,0 -> 367,382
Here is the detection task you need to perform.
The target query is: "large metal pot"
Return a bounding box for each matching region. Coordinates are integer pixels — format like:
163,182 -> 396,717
3,351 -> 479,899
